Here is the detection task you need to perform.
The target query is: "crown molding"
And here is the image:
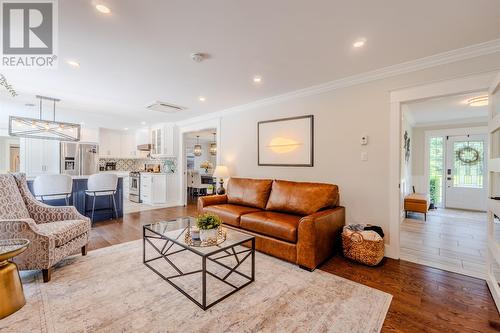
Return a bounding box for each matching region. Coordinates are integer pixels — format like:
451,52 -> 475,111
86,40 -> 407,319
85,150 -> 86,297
176,39 -> 500,126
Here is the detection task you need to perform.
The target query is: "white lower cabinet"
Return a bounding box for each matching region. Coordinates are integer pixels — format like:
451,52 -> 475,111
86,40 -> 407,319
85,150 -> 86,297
140,173 -> 167,204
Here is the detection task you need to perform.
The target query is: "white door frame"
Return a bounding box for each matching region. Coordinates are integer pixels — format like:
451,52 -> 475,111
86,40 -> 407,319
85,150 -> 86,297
177,118 -> 221,206
424,127 -> 488,208
388,71 -> 497,259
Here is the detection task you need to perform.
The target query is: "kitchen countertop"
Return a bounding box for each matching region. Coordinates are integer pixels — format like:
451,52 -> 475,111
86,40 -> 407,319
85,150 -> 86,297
27,174 -> 126,181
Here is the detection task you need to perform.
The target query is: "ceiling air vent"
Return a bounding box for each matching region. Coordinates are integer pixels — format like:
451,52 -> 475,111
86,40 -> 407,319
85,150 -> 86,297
146,101 -> 186,113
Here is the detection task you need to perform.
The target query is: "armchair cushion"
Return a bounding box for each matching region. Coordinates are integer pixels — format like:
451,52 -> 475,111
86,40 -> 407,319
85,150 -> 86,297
37,219 -> 91,247
0,174 -> 30,220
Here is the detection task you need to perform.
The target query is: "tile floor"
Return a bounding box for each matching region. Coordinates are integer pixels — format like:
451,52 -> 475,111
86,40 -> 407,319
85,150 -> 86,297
400,208 -> 490,279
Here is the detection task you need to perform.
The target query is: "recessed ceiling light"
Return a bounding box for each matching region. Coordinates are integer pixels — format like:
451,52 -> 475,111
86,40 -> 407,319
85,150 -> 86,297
67,60 -> 80,68
353,38 -> 366,48
124,127 -> 129,130
141,121 -> 146,125
95,4 -> 111,14
198,96 -> 206,102
253,76 -> 262,83
467,95 -> 488,107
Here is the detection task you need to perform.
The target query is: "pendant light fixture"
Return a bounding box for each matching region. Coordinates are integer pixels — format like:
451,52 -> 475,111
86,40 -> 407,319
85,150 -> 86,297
9,95 -> 81,141
193,135 -> 203,156
209,132 -> 217,156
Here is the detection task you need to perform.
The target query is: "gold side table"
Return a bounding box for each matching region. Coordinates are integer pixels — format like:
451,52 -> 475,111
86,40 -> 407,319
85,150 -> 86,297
0,239 -> 30,319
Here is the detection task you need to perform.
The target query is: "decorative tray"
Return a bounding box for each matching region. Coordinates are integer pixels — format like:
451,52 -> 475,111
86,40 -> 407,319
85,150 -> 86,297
184,226 -> 226,247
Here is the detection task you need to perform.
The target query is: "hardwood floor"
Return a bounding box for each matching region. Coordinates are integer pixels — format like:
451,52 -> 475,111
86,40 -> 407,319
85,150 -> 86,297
88,203 -> 500,332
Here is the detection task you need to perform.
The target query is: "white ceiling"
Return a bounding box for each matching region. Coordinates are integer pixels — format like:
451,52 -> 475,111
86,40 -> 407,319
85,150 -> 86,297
404,92 -> 489,126
1,0 -> 500,128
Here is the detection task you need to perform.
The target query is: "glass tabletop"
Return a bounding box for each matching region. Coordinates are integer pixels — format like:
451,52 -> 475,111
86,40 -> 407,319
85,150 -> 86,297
144,216 -> 254,255
0,239 -> 30,259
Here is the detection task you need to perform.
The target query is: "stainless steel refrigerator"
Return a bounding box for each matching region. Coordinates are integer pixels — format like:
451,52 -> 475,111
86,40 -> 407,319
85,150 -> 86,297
60,142 -> 99,176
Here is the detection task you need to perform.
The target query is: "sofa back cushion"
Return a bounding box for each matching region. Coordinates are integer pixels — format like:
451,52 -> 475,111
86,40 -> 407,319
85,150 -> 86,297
266,180 -> 339,216
227,177 -> 273,209
0,174 -> 30,219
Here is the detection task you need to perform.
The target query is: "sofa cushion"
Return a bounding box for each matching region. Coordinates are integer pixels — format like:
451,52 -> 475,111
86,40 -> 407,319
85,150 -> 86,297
36,219 -> 91,247
227,177 -> 273,209
266,180 -> 339,216
0,174 -> 30,220
240,211 -> 302,243
203,204 -> 261,227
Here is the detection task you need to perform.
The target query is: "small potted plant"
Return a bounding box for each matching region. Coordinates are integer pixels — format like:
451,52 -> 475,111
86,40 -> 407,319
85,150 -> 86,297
196,213 -> 222,242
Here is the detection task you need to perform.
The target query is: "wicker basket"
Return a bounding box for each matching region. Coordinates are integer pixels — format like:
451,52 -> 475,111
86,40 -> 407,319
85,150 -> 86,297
342,230 -> 384,266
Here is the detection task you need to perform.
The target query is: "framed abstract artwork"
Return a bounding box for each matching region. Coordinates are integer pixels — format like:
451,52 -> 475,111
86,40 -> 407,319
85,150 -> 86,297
257,115 -> 314,166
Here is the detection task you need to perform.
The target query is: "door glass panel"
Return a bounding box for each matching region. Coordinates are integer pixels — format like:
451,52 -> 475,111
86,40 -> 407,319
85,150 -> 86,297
453,141 -> 484,188
429,137 -> 444,206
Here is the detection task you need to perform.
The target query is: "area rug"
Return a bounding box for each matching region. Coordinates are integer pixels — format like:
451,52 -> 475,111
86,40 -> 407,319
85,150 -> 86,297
0,240 -> 392,333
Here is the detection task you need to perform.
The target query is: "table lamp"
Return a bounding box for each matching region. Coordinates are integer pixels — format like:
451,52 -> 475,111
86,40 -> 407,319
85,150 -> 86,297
212,165 -> 230,195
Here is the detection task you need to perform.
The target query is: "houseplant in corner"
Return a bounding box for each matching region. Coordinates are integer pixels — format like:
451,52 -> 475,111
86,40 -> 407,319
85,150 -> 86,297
196,213 -> 222,242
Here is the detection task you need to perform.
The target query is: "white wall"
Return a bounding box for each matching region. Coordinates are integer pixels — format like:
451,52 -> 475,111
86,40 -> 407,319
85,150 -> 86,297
208,53 -> 500,246
401,107 -> 414,196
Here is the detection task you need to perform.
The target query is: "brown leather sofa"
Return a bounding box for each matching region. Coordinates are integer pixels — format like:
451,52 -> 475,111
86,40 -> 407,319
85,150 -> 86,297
198,177 -> 345,270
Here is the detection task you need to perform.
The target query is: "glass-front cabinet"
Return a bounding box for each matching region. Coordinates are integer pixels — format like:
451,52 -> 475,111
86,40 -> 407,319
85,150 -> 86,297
150,123 -> 178,157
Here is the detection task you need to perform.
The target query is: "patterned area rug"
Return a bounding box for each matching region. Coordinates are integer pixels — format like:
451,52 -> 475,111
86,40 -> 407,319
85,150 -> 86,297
0,240 -> 391,333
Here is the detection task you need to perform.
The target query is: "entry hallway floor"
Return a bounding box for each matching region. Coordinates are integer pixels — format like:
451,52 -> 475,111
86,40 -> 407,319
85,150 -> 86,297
401,208 -> 491,279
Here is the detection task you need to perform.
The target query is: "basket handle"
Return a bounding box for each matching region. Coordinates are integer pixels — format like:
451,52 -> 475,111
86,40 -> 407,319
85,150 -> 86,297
349,231 -> 364,244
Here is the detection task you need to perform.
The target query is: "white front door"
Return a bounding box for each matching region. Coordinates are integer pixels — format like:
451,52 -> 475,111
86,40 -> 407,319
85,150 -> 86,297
445,134 -> 488,211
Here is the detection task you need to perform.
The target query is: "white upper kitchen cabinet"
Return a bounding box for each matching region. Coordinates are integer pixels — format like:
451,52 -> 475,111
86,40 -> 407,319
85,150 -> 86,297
120,132 -> 137,158
150,123 -> 177,157
99,128 -> 121,157
20,138 -> 60,176
99,128 -> 142,158
80,127 -> 99,143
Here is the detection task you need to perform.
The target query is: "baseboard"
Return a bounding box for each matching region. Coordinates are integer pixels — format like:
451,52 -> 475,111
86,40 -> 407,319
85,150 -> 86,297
384,244 -> 399,260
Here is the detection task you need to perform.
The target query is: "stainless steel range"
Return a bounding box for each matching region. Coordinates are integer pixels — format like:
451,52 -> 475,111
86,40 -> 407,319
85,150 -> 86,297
129,171 -> 141,203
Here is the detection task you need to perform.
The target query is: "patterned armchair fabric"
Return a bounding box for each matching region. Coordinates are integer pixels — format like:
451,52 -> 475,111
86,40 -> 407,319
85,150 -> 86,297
0,173 -> 91,275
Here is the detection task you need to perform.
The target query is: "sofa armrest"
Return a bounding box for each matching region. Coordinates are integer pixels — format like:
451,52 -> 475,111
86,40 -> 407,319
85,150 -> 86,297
297,206 -> 345,270
0,218 -> 55,270
197,195 -> 228,214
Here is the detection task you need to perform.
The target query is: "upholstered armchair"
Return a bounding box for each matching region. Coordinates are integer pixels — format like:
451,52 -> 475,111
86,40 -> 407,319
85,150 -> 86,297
0,173 -> 91,282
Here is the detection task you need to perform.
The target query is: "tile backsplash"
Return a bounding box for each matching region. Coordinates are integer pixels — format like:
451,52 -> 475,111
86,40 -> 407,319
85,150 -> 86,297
99,157 -> 177,173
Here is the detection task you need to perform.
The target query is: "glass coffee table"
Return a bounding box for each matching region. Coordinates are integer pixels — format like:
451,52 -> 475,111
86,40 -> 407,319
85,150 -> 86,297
143,217 -> 255,310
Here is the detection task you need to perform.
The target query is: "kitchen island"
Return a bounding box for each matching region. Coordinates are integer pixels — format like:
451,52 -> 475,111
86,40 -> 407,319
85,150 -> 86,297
27,176 -> 124,222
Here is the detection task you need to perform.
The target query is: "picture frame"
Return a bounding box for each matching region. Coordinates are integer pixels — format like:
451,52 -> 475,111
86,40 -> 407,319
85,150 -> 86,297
257,115 -> 314,166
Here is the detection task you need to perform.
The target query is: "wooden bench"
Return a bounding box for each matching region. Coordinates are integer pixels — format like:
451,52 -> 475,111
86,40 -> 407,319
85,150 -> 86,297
404,193 -> 429,221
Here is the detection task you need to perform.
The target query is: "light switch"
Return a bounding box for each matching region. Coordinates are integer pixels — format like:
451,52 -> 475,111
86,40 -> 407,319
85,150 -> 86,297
360,135 -> 368,145
361,151 -> 368,161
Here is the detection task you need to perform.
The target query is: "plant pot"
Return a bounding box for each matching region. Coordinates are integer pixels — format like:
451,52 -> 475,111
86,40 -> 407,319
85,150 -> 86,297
199,228 -> 218,242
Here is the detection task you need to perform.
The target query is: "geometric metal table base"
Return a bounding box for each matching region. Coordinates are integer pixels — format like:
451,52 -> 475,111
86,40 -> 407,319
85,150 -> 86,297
143,224 -> 255,310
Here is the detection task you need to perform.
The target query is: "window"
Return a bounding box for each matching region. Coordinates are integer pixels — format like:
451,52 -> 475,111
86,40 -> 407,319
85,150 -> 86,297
453,141 -> 484,188
429,137 -> 444,206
